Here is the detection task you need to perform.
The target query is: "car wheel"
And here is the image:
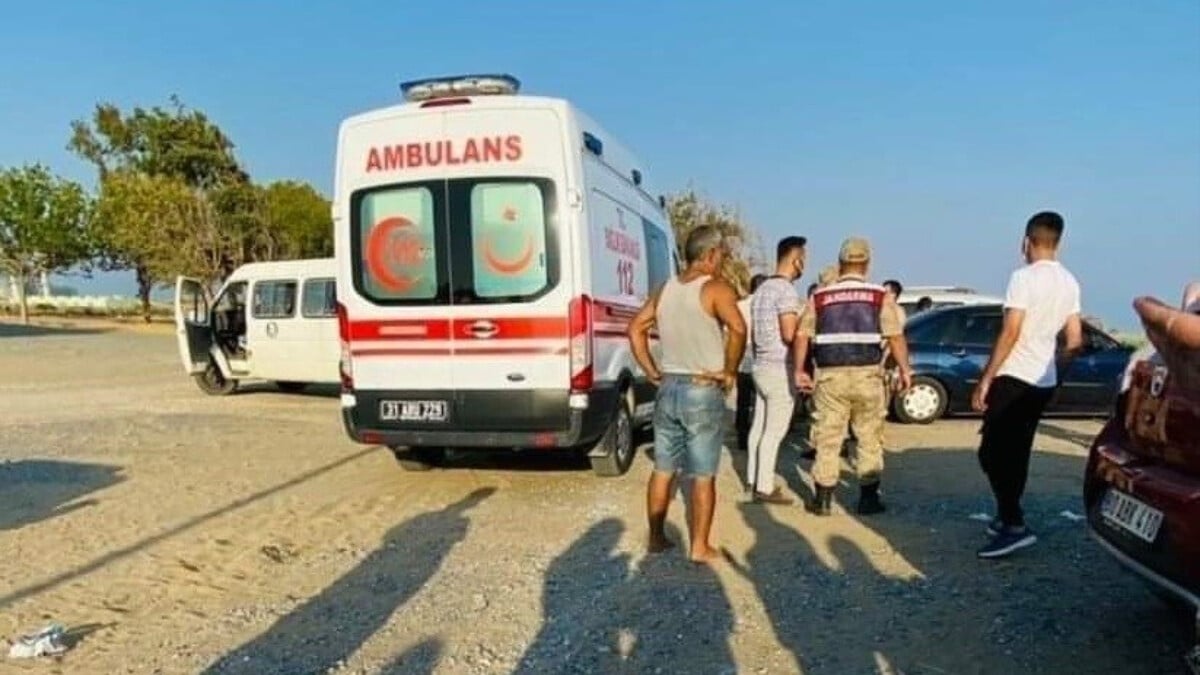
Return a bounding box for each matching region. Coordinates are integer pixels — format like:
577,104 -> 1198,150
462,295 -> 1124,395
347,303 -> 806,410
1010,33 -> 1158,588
276,381 -> 308,394
894,376 -> 947,424
590,394 -> 635,477
193,360 -> 237,396
392,446 -> 447,471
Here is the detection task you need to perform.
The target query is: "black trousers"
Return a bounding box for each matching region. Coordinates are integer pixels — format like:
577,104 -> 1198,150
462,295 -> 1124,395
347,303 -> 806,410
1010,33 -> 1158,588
735,372 -> 756,450
977,376 -> 1054,527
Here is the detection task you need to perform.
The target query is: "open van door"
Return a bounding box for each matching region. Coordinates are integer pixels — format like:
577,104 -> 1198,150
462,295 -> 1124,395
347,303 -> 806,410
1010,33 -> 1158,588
174,276 -> 213,375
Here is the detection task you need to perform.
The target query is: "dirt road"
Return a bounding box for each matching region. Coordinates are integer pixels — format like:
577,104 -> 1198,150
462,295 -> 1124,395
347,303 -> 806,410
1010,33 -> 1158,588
0,321 -> 1190,674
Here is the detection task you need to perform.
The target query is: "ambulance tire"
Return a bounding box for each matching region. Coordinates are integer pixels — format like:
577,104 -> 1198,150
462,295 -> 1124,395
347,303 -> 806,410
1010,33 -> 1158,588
589,396 -> 635,478
193,360 -> 237,396
392,446 -> 447,471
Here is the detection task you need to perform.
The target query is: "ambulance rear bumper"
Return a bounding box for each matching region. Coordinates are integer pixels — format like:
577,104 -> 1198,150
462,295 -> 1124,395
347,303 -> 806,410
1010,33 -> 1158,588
340,384 -> 619,451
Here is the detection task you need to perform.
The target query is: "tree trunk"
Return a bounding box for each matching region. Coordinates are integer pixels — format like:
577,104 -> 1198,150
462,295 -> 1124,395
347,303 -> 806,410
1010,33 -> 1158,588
136,265 -> 154,323
16,272 -> 29,325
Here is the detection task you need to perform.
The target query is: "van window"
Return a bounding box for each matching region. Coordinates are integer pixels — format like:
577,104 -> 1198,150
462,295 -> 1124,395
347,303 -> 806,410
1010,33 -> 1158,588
301,278 -> 337,318
252,280 -> 297,319
643,219 -> 672,291
355,184 -> 444,304
467,182 -> 549,299
351,177 -> 557,306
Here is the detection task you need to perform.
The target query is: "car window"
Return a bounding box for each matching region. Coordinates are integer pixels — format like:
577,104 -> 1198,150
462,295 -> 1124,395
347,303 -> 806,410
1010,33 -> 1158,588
643,219 -> 672,292
1084,324 -> 1120,352
905,313 -> 951,344
301,278 -> 337,318
953,312 -> 1003,346
252,280 -> 297,319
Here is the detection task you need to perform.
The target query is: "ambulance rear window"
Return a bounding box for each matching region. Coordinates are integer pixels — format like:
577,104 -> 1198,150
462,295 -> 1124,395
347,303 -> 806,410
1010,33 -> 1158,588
352,183 -> 447,306
462,181 -> 552,302
349,177 -> 557,306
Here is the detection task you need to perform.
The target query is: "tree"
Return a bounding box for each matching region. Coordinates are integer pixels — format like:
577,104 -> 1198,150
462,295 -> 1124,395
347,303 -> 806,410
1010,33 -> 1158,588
666,189 -> 764,295
69,96 -> 244,188
0,165 -> 93,324
70,96 -> 249,311
93,171 -> 200,320
260,181 -> 333,259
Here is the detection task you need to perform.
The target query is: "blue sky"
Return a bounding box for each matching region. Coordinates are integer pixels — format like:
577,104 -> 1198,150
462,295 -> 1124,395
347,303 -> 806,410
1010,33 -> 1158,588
2,1 -> 1197,329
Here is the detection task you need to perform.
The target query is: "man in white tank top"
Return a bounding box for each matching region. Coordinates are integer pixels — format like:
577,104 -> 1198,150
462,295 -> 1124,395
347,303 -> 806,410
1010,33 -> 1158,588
628,225 -> 747,564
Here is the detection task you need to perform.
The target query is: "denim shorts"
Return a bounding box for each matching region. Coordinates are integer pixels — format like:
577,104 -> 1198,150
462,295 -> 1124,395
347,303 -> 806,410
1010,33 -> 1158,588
653,375 -> 727,477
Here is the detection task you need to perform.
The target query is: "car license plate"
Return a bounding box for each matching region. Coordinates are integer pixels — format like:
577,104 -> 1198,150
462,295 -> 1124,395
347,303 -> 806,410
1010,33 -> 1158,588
380,400 -> 448,423
1101,489 -> 1164,544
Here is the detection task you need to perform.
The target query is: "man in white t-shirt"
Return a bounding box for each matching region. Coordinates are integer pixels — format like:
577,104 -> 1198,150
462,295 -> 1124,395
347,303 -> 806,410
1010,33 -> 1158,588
971,211 -> 1083,560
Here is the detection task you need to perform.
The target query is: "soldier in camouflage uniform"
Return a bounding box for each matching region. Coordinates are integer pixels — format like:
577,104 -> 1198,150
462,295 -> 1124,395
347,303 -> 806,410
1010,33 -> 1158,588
793,237 -> 913,515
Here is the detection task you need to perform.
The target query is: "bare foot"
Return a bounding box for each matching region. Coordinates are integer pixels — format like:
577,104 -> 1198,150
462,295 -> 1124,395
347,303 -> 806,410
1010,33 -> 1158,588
648,535 -> 676,554
689,546 -> 725,565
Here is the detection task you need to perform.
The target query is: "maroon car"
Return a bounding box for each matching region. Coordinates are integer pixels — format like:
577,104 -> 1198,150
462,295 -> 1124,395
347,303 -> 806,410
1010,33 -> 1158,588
1084,307 -> 1200,670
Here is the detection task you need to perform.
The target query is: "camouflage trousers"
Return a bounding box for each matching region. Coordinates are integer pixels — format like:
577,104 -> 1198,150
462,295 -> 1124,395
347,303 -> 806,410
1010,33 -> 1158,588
811,365 -> 887,488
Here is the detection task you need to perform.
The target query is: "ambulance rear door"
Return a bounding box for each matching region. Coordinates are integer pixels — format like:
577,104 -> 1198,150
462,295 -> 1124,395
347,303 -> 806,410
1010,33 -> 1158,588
439,106 -> 575,434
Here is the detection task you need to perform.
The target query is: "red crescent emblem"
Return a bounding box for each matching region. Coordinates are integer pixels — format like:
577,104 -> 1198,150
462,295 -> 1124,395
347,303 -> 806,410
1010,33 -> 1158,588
482,232 -> 535,276
365,217 -> 424,292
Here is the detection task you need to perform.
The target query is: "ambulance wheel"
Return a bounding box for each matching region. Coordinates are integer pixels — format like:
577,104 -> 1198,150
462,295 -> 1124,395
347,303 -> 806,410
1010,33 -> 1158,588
193,360 -> 237,396
392,446 -> 446,471
276,381 -> 307,394
589,396 -> 635,477
893,376 -> 946,424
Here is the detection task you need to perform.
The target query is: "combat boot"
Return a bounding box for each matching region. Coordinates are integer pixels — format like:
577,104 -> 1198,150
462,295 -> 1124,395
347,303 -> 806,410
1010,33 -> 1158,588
807,485 -> 834,516
857,482 -> 886,515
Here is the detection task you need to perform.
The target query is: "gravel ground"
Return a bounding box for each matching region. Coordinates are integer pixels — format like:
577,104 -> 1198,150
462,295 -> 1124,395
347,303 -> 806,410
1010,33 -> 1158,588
0,320 -> 1192,674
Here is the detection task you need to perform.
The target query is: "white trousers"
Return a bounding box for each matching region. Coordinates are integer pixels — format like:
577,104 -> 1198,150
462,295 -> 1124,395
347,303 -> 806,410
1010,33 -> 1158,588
746,365 -> 797,494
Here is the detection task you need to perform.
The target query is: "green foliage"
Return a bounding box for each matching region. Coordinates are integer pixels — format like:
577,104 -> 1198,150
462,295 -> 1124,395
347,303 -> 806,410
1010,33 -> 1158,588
0,164 -> 93,323
72,97 -> 330,319
666,189 -> 764,294
260,181 -> 333,259
68,96 -> 244,188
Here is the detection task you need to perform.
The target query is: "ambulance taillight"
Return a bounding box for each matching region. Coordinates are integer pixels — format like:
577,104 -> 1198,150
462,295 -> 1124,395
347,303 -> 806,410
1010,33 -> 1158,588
336,301 -> 354,392
568,295 -> 594,392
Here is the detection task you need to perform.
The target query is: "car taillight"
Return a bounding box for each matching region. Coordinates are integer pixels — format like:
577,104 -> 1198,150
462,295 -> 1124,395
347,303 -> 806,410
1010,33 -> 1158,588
336,301 -> 354,392
568,295 -> 594,391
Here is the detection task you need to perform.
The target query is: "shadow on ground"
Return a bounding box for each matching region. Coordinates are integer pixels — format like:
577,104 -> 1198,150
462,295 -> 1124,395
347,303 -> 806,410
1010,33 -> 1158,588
513,519 -> 736,674
201,488 -> 494,675
0,322 -> 110,338
0,459 -> 125,531
731,444 -> 1191,674
232,382 -> 341,399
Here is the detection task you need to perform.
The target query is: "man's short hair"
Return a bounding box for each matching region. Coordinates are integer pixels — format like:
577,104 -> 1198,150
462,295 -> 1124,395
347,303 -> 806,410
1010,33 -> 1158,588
883,279 -> 903,296
749,273 -> 767,294
916,296 -> 933,311
776,236 -> 808,263
1026,211 -> 1065,248
684,225 -> 725,264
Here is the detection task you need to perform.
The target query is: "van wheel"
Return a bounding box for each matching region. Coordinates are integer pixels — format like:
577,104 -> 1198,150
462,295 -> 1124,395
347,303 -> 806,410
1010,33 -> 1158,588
392,446 -> 447,471
893,376 -> 947,424
589,396 -> 635,477
276,381 -> 307,394
194,361 -> 237,396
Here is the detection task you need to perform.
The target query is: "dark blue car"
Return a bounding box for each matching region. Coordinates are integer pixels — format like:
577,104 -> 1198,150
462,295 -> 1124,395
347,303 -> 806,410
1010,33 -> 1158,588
893,304 -> 1134,424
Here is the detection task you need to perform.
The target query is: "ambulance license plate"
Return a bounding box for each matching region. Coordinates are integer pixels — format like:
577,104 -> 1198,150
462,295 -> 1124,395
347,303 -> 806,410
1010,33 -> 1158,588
1101,489 -> 1163,544
380,400 -> 448,423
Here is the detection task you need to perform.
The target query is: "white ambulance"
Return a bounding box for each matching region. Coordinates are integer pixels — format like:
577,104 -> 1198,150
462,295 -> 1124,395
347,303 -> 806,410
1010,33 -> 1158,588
174,258 -> 341,395
333,74 -> 676,476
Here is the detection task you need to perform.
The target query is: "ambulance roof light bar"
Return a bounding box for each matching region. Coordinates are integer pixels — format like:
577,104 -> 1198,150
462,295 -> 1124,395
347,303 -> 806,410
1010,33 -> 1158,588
400,74 -> 521,102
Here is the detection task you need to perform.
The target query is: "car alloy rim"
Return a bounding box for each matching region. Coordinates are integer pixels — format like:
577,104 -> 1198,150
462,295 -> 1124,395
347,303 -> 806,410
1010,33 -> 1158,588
903,384 -> 940,420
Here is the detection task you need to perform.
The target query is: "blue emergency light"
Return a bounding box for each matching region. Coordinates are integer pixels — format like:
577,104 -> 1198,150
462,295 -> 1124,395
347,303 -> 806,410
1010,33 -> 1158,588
400,74 -> 521,102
